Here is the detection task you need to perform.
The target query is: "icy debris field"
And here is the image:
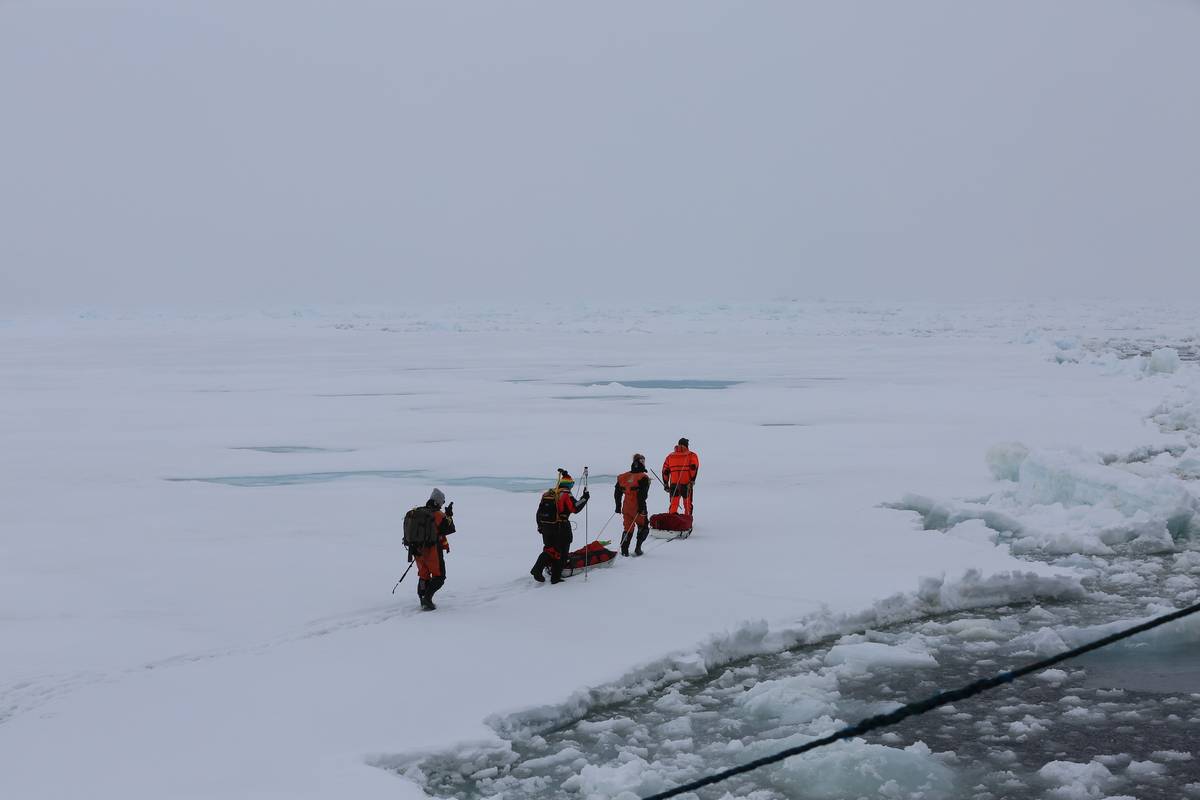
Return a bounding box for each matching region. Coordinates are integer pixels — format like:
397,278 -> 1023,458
3,300 -> 1200,800
389,539 -> 1200,800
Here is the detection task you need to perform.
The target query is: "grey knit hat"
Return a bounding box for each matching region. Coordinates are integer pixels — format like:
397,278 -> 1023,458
429,488 -> 446,507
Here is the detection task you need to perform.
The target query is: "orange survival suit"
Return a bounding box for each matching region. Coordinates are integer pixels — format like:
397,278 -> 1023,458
614,455 -> 651,556
662,440 -> 699,516
409,501 -> 455,610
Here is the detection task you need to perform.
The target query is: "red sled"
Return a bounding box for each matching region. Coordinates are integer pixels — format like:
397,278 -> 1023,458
562,541 -> 618,577
649,513 -> 693,538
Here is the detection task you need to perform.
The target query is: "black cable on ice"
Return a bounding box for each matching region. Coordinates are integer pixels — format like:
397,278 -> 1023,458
641,599 -> 1200,800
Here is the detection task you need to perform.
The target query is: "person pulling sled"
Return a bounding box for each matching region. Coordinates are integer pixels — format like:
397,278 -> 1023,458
614,453 -> 651,556
402,488 -> 455,610
531,469 -> 589,584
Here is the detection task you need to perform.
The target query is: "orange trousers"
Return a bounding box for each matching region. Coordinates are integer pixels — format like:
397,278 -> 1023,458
668,484 -> 693,516
621,494 -> 646,533
413,545 -> 445,580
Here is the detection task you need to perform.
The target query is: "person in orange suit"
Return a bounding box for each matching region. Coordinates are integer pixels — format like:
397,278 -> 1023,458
614,454 -> 652,556
404,488 -> 455,611
662,437 -> 699,516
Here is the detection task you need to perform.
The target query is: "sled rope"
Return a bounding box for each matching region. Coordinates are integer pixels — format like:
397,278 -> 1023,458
595,512 -> 618,539
645,530 -> 685,553
641,599 -> 1200,800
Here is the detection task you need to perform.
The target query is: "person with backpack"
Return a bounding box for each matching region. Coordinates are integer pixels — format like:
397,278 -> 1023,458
530,469 -> 590,584
662,437 -> 700,516
402,488 -> 456,610
614,453 -> 651,556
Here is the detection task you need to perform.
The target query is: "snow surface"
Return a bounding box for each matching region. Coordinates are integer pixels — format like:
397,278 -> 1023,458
2,300 -> 1199,799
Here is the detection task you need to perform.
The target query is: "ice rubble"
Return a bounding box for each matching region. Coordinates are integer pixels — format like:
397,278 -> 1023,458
897,441 -> 1200,557
394,549 -> 1200,800
1035,756 -> 1178,800
1016,450 -> 1193,526
1146,348 -> 1182,375
824,642 -> 938,671
486,569 -> 1081,741
1029,605 -> 1200,657
735,671 -> 841,725
554,637 -> 958,800
1150,391 -> 1200,454
986,442 -> 1030,482
764,740 -> 955,800
559,737 -> 956,800
1037,759 -> 1115,798
1040,337 -> 1187,378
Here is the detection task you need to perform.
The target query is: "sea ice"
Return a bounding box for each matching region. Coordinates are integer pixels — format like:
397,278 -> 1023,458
1036,759 -> 1114,799
824,642 -> 938,671
1146,347 -> 1182,375
987,442 -> 1031,482
1035,669 -> 1069,684
766,740 -> 956,800
1125,759 -> 1168,779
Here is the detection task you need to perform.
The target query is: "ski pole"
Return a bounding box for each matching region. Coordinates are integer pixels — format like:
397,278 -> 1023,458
582,466 -> 590,581
648,465 -> 668,491
391,560 -> 415,594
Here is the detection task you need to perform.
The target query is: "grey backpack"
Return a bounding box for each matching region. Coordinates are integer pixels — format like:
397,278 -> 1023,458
403,506 -> 438,549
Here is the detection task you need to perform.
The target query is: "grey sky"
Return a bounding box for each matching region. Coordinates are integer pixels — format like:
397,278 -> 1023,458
2,0 -> 1198,311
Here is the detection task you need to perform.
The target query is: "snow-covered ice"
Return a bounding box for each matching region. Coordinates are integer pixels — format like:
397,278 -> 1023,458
3,300 -> 1200,799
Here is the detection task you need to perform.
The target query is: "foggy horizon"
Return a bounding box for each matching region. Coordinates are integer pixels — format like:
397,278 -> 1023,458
3,0 -> 1199,313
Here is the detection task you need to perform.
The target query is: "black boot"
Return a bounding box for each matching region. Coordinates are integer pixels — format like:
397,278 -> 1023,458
421,576 -> 444,610
417,579 -> 435,610
530,553 -> 547,582
620,531 -> 631,557
634,526 -> 648,556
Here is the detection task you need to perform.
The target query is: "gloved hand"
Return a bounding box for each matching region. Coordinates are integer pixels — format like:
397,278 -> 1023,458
663,484 -> 671,494
638,504 -> 648,516
582,490 -> 590,500
445,501 -> 454,518
615,504 -> 621,514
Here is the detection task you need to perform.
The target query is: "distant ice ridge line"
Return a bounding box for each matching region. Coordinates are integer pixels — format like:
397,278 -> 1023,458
19,299 -> 1200,341
230,445 -> 355,454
